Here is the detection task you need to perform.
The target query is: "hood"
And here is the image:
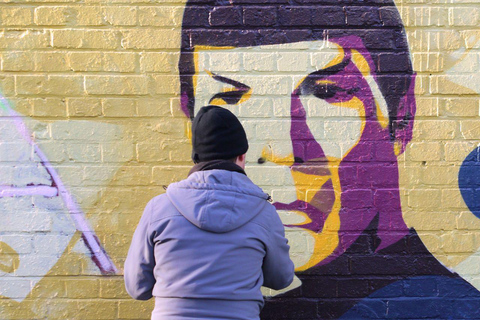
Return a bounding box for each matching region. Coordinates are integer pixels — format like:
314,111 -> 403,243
166,170 -> 269,233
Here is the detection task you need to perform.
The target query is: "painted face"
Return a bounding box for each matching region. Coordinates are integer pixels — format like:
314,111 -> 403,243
192,39 -> 394,271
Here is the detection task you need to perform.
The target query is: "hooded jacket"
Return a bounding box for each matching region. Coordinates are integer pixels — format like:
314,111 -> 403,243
124,169 -> 294,320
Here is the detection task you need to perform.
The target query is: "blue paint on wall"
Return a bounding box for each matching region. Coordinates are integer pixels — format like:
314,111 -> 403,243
459,146 -> 480,219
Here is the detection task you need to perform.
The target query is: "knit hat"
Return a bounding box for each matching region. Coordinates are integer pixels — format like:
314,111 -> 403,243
191,105 -> 249,163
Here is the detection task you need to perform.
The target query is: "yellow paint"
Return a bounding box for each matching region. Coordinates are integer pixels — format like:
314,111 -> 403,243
290,170 -> 331,203
0,241 -> 19,273
295,163 -> 342,272
261,146 -> 295,167
351,49 -> 389,129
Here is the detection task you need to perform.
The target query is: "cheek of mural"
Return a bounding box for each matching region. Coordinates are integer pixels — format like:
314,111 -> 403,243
2,0 -> 480,318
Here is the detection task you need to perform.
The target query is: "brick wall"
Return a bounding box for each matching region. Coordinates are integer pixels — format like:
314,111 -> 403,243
1,0 -> 480,319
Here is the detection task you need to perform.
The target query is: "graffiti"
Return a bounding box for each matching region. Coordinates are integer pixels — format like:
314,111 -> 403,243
0,94 -> 117,301
179,0 -> 480,318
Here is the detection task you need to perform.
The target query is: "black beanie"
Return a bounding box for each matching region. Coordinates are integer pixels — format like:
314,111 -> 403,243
191,105 -> 249,163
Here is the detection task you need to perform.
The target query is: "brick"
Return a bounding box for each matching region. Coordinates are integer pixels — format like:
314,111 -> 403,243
76,6 -> 105,25
136,98 -> 172,117
205,51 -> 242,72
441,231 -> 476,253
413,97 -> 439,117
407,142 -> 443,161
34,6 -> 76,25
431,75 -> 478,95
68,52 -> 103,71
138,6 -> 182,27
449,7 -> 480,26
102,141 -> 135,162
118,300 -> 154,319
104,6 -> 137,26
2,51 -> 34,71
65,279 -> 99,298
408,189 -> 442,209
413,120 -> 457,140
0,29 -> 50,49
277,52 -> 309,72
243,52 -> 276,72
16,75 -> 84,96
442,188 -> 470,209
461,120 -> 480,140
121,29 -> 180,49
0,7 -> 32,26
30,97 -> 67,117
402,6 -> 447,27
444,142 -> 478,161
0,75 -> 15,96
103,52 -> 136,73
412,52 -> 444,72
140,52 -> 178,73
440,98 -> 479,117
100,278 -> 130,299
102,98 -> 136,117
34,52 -> 69,72
67,98 -> 102,117
53,30 -> 119,49
85,75 -> 148,95
149,75 -> 179,95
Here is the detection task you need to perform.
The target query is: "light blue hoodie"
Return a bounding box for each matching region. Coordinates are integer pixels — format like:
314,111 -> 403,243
124,169 -> 294,320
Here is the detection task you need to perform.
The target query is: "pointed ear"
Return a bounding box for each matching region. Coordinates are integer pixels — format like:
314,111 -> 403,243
393,73 -> 417,156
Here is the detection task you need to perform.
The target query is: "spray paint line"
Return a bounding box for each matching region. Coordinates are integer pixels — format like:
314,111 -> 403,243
0,94 -> 118,275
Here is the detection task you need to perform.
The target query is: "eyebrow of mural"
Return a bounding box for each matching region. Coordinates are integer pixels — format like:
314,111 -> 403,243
207,71 -> 251,92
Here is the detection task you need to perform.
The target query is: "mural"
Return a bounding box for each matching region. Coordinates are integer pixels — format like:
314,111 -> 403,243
179,0 -> 480,319
0,0 -> 480,318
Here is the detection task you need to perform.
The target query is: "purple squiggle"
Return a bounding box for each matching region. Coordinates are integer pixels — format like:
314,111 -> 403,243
0,94 -> 118,275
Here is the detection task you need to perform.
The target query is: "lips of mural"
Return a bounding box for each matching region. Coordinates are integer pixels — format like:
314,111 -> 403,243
0,241 -> 19,273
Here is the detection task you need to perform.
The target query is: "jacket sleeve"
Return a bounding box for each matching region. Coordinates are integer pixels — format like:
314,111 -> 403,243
124,199 -> 156,300
262,205 -> 295,290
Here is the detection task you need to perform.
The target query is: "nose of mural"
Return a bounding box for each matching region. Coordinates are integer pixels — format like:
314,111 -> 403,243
0,95 -> 117,302
459,147 -> 480,219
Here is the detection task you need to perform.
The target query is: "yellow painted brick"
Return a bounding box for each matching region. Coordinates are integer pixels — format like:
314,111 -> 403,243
100,278 -> 130,299
401,6 -> 447,27
444,141 -> 478,161
65,279 -> 99,298
0,7 -> 32,26
34,52 -> 69,72
441,98 -> 479,117
164,138 -> 191,162
449,7 -> 480,26
76,6 -> 105,25
34,6 -> 76,25
407,142 -> 443,161
118,300 -> 154,319
105,6 -> 137,26
430,75 -> 477,95
68,52 -> 103,71
460,120 -> 480,140
149,75 -> 180,95
457,211 -> 480,230
111,166 -> 151,186
30,97 -> 67,117
407,188 -> 442,208
75,300 -> 118,319
136,98 -> 173,117
0,29 -> 50,49
413,120 -> 457,140
414,74 -> 429,96
420,165 -> 459,185
140,52 -> 177,73
11,98 -> 34,116
412,52 -> 444,72
152,165 -> 190,185
102,98 -> 136,117
416,232 -> 442,254
415,97 -> 439,117
462,30 -> 480,49
441,231 -> 476,254
85,75 -> 148,95
137,142 -> 169,163
0,75 -> 15,96
442,188 -> 469,209
101,141 -> 135,162
53,29 -> 119,49
138,6 -> 182,26
67,98 -> 102,117
30,277 -> 66,298
2,51 -> 34,71
16,75 -> 84,96
103,52 -> 136,73
121,29 -> 180,49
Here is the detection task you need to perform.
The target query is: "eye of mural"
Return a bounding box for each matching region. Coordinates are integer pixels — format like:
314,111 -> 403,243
206,71 -> 251,106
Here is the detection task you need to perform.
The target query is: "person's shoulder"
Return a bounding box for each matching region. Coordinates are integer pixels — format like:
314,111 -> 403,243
144,193 -> 181,223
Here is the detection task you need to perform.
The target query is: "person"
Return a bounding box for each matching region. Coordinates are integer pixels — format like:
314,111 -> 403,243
178,0 -> 480,318
124,105 -> 294,320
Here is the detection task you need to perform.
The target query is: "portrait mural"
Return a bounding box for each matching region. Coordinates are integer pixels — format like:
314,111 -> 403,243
1,0 -> 480,318
179,0 -> 480,318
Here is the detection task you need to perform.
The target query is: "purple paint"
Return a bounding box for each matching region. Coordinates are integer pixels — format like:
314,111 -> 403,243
0,95 -> 118,275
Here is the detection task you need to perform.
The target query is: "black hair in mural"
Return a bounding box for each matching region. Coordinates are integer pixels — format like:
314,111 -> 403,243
179,0 -> 414,142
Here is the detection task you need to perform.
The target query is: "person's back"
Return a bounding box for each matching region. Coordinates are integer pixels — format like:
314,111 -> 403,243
124,105 -> 295,320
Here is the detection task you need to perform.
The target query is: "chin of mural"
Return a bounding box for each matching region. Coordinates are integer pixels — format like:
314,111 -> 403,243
0,95 -> 117,302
